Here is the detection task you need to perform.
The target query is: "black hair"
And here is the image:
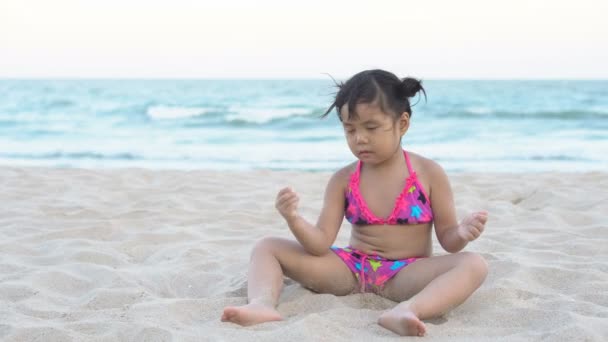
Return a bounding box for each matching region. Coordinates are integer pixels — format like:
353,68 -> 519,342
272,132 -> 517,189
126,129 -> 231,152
322,69 -> 426,121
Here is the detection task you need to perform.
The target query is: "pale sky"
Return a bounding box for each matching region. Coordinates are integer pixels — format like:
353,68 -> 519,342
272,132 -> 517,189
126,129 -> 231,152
1,0 -> 607,79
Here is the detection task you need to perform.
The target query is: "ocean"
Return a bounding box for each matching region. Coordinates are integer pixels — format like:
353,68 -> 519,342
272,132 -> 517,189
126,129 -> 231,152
1,79 -> 606,172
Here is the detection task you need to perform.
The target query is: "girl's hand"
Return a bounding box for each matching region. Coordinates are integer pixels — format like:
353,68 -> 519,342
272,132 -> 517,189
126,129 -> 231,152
457,211 -> 488,242
276,187 -> 299,222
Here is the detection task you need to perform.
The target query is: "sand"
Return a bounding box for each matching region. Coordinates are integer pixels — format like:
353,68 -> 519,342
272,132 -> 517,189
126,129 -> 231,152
0,167 -> 606,341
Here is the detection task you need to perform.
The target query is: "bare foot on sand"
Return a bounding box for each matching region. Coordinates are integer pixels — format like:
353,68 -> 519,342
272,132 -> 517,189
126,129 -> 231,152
378,308 -> 427,336
221,303 -> 283,326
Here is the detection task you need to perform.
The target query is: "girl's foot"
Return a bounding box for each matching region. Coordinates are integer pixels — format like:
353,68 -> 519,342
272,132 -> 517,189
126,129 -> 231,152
221,303 -> 283,326
378,308 -> 427,336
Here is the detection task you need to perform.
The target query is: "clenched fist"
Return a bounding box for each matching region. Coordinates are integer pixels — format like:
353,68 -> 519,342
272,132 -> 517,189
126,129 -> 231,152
275,187 -> 299,221
456,211 -> 488,242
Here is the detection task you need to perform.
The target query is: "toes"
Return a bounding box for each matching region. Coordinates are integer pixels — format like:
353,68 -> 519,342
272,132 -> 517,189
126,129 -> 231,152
417,321 -> 427,336
378,310 -> 427,336
220,307 -> 237,322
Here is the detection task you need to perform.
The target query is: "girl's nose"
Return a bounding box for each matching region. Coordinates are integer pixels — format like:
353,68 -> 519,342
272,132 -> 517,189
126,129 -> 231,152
355,132 -> 368,144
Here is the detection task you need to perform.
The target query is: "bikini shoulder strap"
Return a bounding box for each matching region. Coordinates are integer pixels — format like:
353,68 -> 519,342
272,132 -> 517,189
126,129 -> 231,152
404,150 -> 415,175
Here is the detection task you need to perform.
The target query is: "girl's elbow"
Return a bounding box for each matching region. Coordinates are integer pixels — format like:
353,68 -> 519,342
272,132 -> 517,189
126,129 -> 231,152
440,241 -> 464,254
444,246 -> 462,254
310,244 -> 332,256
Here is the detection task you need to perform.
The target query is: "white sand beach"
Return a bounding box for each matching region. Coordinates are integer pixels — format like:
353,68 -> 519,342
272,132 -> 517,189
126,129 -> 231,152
0,167 -> 606,341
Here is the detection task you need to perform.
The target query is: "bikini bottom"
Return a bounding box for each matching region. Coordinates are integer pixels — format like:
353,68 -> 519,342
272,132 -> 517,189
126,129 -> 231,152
331,246 -> 421,293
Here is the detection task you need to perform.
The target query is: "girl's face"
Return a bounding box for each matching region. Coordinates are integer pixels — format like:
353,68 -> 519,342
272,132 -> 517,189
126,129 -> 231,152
340,102 -> 409,164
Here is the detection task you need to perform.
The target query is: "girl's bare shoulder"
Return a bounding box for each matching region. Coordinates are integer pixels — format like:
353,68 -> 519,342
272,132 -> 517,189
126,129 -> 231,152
322,162 -> 358,194
332,161 -> 357,184
407,151 -> 447,182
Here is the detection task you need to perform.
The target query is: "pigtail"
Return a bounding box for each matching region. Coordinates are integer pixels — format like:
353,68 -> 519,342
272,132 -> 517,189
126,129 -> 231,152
399,78 -> 424,97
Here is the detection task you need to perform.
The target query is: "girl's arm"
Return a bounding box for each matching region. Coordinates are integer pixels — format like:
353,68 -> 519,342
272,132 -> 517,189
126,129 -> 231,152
275,168 -> 348,256
428,161 -> 487,253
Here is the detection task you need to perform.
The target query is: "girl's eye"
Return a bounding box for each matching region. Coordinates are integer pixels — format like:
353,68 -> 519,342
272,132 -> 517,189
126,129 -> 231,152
366,126 -> 378,130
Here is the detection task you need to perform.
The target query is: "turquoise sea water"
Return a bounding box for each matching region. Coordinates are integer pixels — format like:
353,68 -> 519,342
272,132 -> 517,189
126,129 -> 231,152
0,80 -> 607,172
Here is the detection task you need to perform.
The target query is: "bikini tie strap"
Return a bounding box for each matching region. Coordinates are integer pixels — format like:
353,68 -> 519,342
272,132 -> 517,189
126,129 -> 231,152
359,254 -> 367,292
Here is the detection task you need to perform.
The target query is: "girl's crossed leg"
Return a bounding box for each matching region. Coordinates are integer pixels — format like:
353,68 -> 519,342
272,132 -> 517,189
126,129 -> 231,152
378,252 -> 488,336
221,237 -> 357,326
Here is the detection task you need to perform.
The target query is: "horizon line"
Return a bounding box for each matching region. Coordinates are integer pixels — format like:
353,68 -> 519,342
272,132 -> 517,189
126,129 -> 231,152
1,77 -> 607,81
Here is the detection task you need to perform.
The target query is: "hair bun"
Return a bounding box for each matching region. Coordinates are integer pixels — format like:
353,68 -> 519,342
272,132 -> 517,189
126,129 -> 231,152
398,77 -> 423,98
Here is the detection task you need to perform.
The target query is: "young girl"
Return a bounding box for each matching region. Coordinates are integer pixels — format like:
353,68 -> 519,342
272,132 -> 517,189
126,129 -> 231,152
221,69 -> 488,337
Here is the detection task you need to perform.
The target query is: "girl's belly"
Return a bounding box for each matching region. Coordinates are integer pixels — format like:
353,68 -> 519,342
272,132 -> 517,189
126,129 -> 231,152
348,223 -> 433,259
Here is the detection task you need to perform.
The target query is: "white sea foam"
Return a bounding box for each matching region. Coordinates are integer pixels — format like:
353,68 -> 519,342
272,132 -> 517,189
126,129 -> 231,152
225,107 -> 310,124
146,106 -> 212,120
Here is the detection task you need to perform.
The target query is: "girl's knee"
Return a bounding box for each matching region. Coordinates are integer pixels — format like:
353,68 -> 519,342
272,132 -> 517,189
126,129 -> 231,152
460,252 -> 488,282
251,237 -> 289,257
252,236 -> 278,254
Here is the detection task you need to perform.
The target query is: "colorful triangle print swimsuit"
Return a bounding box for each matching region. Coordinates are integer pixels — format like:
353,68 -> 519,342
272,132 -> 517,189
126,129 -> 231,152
331,150 -> 434,292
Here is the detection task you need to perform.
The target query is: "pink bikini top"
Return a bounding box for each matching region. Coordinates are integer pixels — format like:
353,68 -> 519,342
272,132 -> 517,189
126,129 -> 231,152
344,150 -> 433,225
